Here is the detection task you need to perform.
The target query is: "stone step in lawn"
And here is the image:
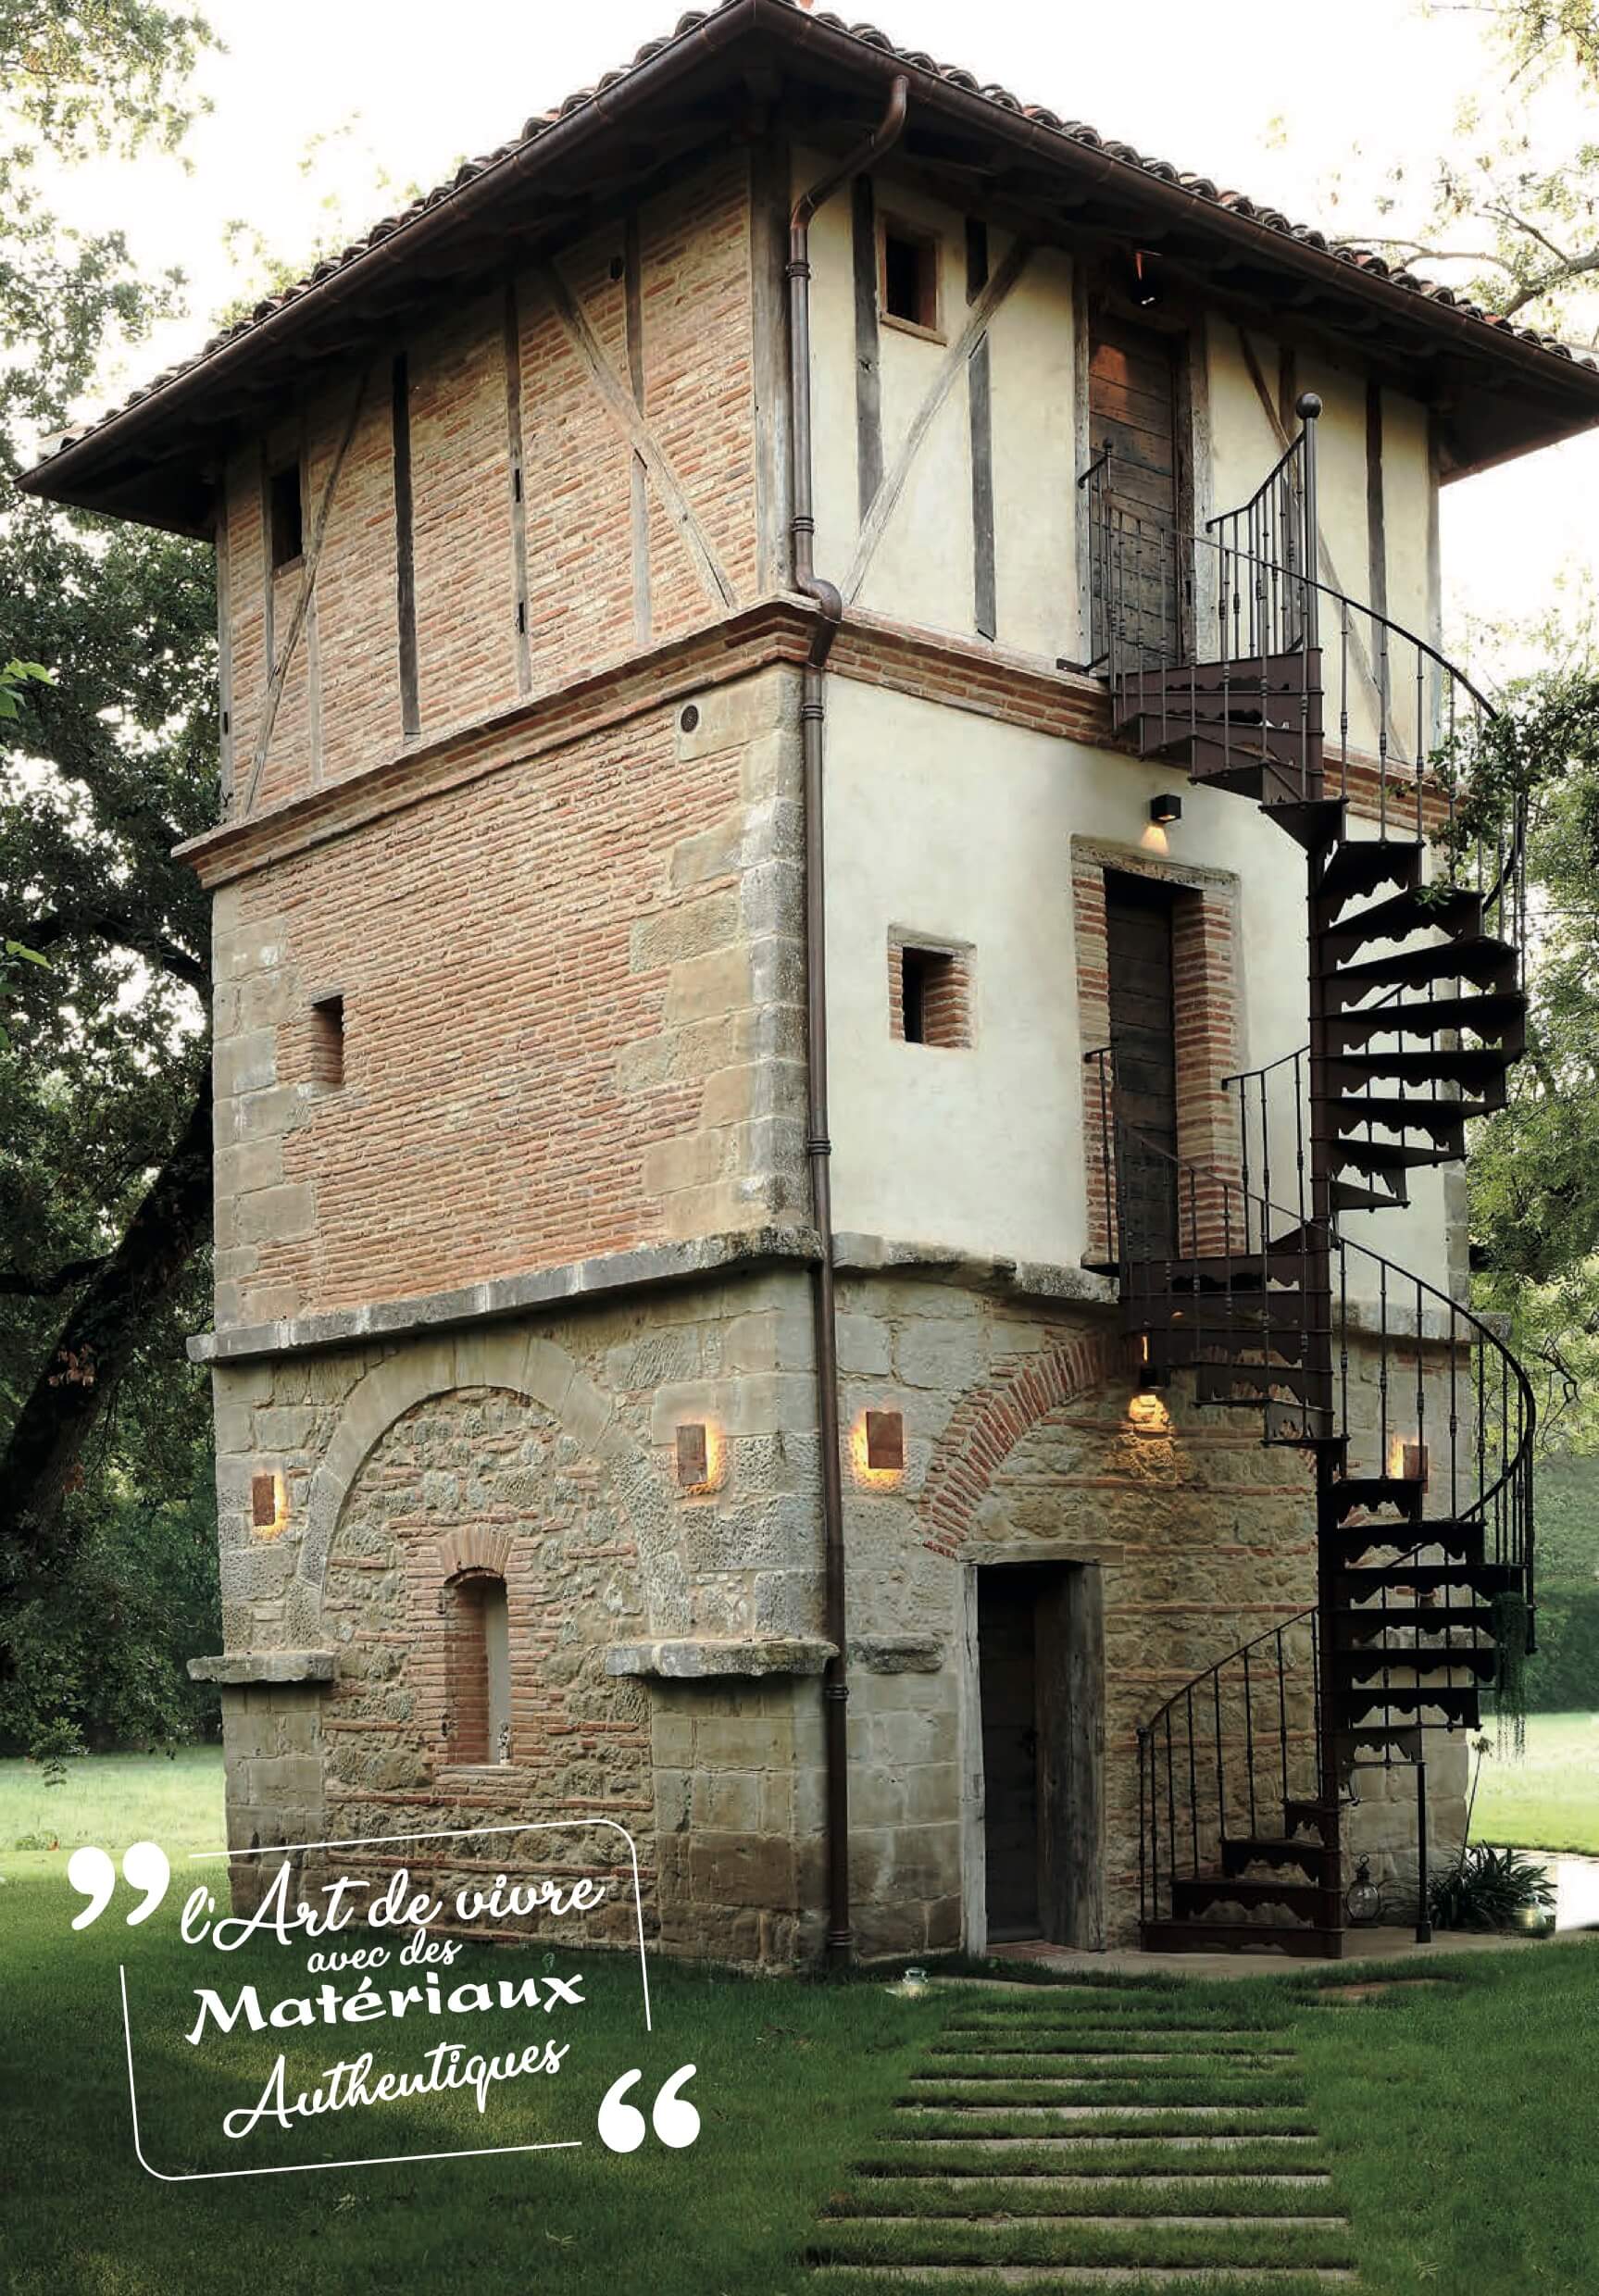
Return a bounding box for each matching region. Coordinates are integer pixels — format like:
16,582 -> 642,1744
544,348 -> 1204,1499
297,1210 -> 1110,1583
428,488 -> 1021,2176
895,2109 -> 1318,2133
810,1985 -> 1350,2294
834,2215 -> 1351,2233
857,2159 -> 1334,2187
808,2220 -> 1356,2269
840,2177 -> 1343,2219
932,2048 -> 1295,2066
878,2135 -> 1324,2152
810,2267 -> 1355,2288
906,2075 -> 1306,2098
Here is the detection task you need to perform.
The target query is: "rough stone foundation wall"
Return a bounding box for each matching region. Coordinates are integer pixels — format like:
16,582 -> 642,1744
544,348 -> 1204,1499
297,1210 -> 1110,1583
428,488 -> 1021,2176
209,1254 -> 1470,1963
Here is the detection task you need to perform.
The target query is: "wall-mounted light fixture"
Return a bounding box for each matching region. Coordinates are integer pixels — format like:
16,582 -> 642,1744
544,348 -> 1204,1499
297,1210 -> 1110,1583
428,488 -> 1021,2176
676,1423 -> 708,1487
852,1407 -> 906,1484
866,1410 -> 905,1471
674,1420 -> 724,1494
1402,1441 -> 1430,1488
1149,792 -> 1183,827
250,1470 -> 287,1540
1131,248 -> 1162,308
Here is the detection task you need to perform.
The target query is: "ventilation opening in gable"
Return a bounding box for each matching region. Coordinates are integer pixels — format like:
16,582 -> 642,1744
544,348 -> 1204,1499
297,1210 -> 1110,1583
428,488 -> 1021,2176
269,463 -> 303,568
881,223 -> 940,333
894,943 -> 971,1048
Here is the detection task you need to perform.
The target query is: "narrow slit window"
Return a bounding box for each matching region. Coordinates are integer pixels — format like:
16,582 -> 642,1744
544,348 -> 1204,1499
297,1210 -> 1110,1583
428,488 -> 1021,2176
881,222 -> 941,334
445,1573 -> 511,1765
269,463 -> 303,568
893,942 -> 972,1049
309,993 -> 344,1088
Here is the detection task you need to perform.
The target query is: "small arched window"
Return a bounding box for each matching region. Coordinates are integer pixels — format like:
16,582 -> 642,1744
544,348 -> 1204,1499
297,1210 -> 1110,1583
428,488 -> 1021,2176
443,1571 -> 511,1765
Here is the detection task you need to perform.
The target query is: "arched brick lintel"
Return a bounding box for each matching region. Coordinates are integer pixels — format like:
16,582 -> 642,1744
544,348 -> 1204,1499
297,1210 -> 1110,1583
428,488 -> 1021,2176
918,1329 -> 1135,1558
286,1329 -> 686,1641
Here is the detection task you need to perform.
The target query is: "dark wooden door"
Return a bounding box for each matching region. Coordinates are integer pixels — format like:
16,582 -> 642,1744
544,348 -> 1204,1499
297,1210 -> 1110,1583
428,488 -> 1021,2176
1088,310 -> 1184,664
1106,871 -> 1180,1260
979,1569 -> 1041,1940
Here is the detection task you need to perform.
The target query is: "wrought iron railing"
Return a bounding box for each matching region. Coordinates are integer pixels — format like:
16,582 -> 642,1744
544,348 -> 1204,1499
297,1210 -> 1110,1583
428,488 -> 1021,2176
1083,1044 -> 1535,1933
1083,1043 -> 1535,1566
1077,413 -> 1528,961
1084,1045 -> 1535,1931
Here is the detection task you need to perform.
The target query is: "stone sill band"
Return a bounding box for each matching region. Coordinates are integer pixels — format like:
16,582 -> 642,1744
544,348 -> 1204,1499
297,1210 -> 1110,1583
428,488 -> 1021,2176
189,1224 -> 1481,1367
603,1636 -> 838,1679
188,1650 -> 336,1685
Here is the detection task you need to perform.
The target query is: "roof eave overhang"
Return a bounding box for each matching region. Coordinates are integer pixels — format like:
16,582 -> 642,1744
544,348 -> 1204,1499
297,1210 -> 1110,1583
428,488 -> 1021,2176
20,0 -> 1599,528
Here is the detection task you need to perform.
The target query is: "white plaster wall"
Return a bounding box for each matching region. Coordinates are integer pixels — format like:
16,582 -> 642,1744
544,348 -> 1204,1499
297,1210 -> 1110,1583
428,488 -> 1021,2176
1203,326 -> 1442,763
800,156 -> 1077,659
806,177 -> 1443,706
826,680 -> 1455,1298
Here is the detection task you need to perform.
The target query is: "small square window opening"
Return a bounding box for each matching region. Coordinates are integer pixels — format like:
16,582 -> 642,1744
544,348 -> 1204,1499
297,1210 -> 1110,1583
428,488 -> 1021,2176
893,942 -> 971,1049
269,463 -> 304,568
310,993 -> 344,1089
881,224 -> 940,334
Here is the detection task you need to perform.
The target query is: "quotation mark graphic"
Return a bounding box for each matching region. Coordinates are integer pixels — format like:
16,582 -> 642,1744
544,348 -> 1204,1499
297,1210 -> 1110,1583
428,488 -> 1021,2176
597,2065 -> 700,2152
67,1841 -> 171,1930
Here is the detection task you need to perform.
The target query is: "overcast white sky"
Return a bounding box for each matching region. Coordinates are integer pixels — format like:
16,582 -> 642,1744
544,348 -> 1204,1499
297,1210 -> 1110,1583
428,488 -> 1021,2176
44,0 -> 1599,648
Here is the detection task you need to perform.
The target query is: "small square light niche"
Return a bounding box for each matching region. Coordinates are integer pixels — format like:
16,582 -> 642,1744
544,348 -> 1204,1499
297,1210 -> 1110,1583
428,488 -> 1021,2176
676,1423 -> 708,1487
250,1470 -> 286,1539
1402,1441 -> 1430,1487
675,1422 -> 724,1493
865,1410 -> 905,1473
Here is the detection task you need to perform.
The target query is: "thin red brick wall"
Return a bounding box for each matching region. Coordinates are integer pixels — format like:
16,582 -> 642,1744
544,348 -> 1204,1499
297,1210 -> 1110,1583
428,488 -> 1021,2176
410,291 -> 517,734
219,155 -> 759,821
1171,887 -> 1244,1252
641,154 -> 761,628
519,230 -> 643,690
223,690 -> 778,1320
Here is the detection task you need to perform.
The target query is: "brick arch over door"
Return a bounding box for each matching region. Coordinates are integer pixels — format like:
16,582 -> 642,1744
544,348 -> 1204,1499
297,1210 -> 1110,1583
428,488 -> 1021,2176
919,1329 -> 1134,1556
286,1329 -> 689,1641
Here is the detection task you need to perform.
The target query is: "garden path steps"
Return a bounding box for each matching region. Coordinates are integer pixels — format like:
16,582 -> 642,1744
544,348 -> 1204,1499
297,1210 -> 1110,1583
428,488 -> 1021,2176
808,1982 -> 1355,2292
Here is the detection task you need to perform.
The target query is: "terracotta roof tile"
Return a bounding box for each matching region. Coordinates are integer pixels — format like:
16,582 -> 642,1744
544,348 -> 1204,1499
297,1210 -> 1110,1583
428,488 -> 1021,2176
27,0 -> 1597,476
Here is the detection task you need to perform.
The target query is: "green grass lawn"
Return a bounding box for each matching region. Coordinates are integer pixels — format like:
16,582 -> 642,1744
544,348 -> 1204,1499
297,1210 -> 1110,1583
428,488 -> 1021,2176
4,1753 -> 1599,2293
0,1744 -> 224,1873
1472,1711 -> 1599,1856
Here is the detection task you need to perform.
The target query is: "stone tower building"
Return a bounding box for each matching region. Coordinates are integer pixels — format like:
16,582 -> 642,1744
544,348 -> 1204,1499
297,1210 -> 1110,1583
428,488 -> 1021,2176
24,0 -> 1595,1963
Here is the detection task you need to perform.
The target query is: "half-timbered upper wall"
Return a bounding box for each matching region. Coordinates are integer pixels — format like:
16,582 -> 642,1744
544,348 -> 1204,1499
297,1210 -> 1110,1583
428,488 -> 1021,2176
803,154 -> 1443,698
218,151 -> 762,820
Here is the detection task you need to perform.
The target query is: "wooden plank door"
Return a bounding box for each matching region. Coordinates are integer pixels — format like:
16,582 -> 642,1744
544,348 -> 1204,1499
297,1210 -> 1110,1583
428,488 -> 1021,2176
1088,310 -> 1185,665
1106,871 -> 1180,1260
979,1569 -> 1041,1941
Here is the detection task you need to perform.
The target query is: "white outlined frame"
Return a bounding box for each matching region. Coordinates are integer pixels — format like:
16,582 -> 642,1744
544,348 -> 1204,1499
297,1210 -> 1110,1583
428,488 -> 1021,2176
119,1816 -> 650,2183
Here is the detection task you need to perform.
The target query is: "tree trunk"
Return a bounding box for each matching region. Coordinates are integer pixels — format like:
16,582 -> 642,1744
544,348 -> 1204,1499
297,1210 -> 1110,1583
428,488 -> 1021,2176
0,1063 -> 213,1550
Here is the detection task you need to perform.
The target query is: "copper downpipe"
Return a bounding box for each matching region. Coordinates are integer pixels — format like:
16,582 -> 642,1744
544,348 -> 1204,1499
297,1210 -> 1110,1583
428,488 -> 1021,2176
787,73 -> 910,1966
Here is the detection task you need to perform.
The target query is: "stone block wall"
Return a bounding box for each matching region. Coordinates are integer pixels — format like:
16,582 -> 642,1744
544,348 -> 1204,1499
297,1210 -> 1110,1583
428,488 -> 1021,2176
206,1250 -> 1468,1964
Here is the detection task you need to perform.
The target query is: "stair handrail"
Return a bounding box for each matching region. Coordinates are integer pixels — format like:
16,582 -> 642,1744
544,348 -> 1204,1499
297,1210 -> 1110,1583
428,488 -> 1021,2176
1089,1047 -> 1536,1936
1077,441 -> 1527,952
1082,1043 -> 1535,1575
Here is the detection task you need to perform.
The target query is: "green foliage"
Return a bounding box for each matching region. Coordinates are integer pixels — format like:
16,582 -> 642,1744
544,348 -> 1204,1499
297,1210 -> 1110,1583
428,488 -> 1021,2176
0,658 -> 50,719
1428,1842 -> 1556,1931
1492,1588 -> 1531,1754
0,1442 -> 219,1758
1519,1454 -> 1599,1707
0,3 -> 218,463
1442,660 -> 1599,1440
1330,3 -> 1599,353
0,0 -> 219,1552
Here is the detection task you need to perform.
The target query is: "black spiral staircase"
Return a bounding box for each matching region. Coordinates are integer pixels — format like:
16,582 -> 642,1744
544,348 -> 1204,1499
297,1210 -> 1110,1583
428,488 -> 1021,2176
1080,402 -> 1536,1956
